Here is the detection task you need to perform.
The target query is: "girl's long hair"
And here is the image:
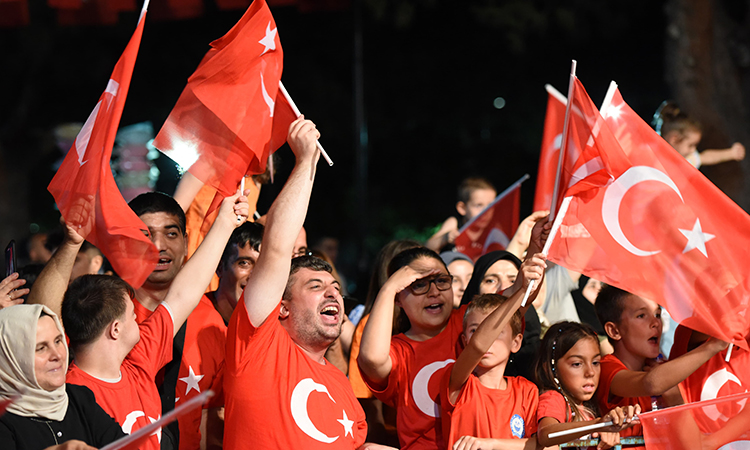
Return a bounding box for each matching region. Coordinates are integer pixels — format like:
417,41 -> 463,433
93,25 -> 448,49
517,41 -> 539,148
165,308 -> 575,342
534,321 -> 601,422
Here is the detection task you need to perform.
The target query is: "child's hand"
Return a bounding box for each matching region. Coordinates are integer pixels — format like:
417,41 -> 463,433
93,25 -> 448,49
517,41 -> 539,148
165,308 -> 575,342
594,431 -> 620,450
730,142 -> 746,161
601,404 -> 641,432
452,436 -> 492,450
529,211 -> 551,251
217,189 -> 250,228
382,265 -> 441,296
519,252 -> 547,290
705,337 -> 730,354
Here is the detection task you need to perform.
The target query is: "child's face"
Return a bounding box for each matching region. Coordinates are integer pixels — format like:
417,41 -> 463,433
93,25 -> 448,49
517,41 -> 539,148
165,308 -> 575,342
462,309 -> 522,369
556,337 -> 601,404
668,129 -> 702,158
396,257 -> 454,334
460,188 -> 497,221
447,259 -> 473,308
614,294 -> 663,360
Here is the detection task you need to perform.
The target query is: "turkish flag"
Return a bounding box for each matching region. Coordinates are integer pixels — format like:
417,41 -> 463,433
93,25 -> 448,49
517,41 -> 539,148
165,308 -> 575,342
640,391 -> 750,449
546,79 -> 750,348
48,7 -> 158,289
532,86 -> 567,212
454,176 -> 526,261
153,0 -> 296,198
669,326 -> 750,432
0,397 -> 13,416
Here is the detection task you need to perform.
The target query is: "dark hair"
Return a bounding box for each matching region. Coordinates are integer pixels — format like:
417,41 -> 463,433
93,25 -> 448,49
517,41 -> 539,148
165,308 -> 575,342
464,293 -> 522,336
653,101 -> 702,138
363,240 -> 421,316
282,255 -> 333,301
61,275 -> 133,352
534,321 -> 601,422
457,177 -> 496,204
386,246 -> 448,333
595,285 -> 632,345
219,222 -> 264,271
128,192 -> 186,235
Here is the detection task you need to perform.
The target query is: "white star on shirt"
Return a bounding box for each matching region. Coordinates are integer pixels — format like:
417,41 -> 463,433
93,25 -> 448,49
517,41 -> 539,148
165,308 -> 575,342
679,218 -> 715,258
258,22 -> 277,55
148,416 -> 162,443
179,366 -> 204,395
337,410 -> 354,438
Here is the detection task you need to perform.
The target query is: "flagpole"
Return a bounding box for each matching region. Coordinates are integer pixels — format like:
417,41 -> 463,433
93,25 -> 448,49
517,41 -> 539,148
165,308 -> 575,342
278,81 -> 334,166
544,84 -> 567,106
520,196 -> 572,307
548,60 -> 577,223
457,174 -> 530,235
600,81 -> 618,112
237,176 -> 246,223
726,343 -> 734,362
547,419 -> 615,439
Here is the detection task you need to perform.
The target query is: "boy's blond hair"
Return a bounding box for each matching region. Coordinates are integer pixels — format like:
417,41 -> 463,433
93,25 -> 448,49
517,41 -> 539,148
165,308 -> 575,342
464,293 -> 523,336
457,177 -> 496,204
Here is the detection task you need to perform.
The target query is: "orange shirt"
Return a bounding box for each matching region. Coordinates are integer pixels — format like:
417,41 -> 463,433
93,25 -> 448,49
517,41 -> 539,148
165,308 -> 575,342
348,314 -> 373,398
67,304 -> 174,450
440,369 -> 538,447
224,300 -> 367,449
596,354 -> 651,437
359,306 -> 466,450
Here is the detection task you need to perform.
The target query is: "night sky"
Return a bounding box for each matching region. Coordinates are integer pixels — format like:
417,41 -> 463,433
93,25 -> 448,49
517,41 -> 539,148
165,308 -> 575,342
1,0 -> 671,296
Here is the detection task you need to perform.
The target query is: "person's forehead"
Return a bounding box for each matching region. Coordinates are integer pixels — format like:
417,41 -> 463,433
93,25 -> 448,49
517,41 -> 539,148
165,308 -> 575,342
486,259 -> 517,275
448,259 -> 473,272
623,294 -> 658,311
139,211 -> 181,229
469,188 -> 496,203
295,268 -> 336,284
410,256 -> 446,272
233,243 -> 259,260
465,309 -> 490,325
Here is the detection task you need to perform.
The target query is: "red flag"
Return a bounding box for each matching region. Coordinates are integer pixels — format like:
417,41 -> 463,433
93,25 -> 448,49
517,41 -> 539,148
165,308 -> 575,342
454,175 -> 527,261
48,7 -> 158,289
533,85 -> 567,212
0,396 -> 14,416
546,80 -> 750,348
153,0 -> 295,198
640,391 -> 750,450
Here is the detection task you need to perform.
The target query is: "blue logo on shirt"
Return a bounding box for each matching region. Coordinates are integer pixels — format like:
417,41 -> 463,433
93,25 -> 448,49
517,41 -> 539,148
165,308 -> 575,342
510,414 -> 524,438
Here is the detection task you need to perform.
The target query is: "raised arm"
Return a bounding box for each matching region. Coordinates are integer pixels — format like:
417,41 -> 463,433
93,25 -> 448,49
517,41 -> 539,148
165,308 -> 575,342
699,142 -> 745,166
358,265 -> 439,385
425,217 -> 458,252
163,192 -> 249,335
506,210 -> 549,260
173,171 -> 206,212
26,222 -> 84,318
609,337 -> 727,397
243,117 -> 320,327
448,253 -> 545,402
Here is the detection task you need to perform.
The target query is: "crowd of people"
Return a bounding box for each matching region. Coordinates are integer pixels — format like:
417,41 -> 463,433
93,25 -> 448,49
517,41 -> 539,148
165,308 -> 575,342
0,98 -> 747,450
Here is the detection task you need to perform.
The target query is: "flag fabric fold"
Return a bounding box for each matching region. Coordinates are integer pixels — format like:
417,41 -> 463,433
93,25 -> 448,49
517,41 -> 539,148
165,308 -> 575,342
533,86 -> 567,212
48,7 -> 158,289
153,0 -> 295,198
546,79 -> 750,348
454,175 -> 528,261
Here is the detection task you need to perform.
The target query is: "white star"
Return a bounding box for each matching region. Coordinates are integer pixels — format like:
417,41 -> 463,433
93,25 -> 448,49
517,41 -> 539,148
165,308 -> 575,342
148,416 -> 162,443
604,102 -> 623,121
178,366 -> 204,395
679,218 -> 715,258
258,22 -> 277,56
337,410 -> 354,438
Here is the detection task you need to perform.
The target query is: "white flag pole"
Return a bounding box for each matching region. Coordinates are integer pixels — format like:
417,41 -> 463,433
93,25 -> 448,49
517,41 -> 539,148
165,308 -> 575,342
548,60 -> 577,223
278,81 -> 333,167
100,390 -> 214,450
544,84 -> 567,106
726,343 -> 734,362
520,196 -> 572,307
237,176 -> 246,223
547,420 -> 614,439
457,174 -> 530,235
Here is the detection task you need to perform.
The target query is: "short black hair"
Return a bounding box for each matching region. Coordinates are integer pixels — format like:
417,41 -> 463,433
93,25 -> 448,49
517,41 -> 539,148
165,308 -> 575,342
595,285 -> 632,345
62,275 -> 133,352
219,222 -> 264,271
128,192 -> 186,235
282,255 -> 333,301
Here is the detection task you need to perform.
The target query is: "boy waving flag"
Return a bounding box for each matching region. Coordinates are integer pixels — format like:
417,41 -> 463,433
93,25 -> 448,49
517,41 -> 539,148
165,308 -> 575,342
546,78 -> 750,349
48,2 -> 158,289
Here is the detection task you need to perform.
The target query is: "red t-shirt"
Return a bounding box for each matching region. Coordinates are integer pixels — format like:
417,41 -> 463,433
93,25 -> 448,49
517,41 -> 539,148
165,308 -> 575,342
224,300 -> 367,450
440,368 -> 538,448
596,354 -> 651,438
359,306 -> 466,450
670,325 -> 750,432
66,304 -> 174,450
133,295 -> 227,450
538,390 -> 594,424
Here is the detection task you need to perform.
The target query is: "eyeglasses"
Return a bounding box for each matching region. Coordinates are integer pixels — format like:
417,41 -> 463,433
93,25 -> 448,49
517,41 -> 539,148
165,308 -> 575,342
409,275 -> 453,295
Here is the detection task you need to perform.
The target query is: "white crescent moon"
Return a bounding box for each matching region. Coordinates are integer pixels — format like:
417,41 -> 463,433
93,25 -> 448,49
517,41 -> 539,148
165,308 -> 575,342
412,359 -> 454,418
700,368 -> 747,422
601,166 -> 683,256
122,410 -> 145,434
290,378 -> 339,443
483,229 -> 510,252
719,442 -> 750,450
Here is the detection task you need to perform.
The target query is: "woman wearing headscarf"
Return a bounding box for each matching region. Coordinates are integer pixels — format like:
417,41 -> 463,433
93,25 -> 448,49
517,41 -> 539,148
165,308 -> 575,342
460,250 -> 542,381
0,304 -> 125,450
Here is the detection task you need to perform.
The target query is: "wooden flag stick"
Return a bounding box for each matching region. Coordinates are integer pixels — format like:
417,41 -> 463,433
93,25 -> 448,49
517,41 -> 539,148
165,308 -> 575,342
278,81 -> 333,166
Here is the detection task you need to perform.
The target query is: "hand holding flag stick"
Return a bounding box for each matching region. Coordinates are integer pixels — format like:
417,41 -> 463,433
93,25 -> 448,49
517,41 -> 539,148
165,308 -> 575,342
278,81 -> 333,166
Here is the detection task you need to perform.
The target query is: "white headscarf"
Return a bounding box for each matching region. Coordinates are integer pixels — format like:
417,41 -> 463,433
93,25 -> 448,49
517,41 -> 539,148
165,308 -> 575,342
0,304 -> 69,421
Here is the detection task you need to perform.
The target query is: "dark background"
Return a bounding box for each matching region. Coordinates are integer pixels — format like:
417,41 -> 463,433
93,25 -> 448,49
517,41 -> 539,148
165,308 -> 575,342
2,0 -> 748,297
